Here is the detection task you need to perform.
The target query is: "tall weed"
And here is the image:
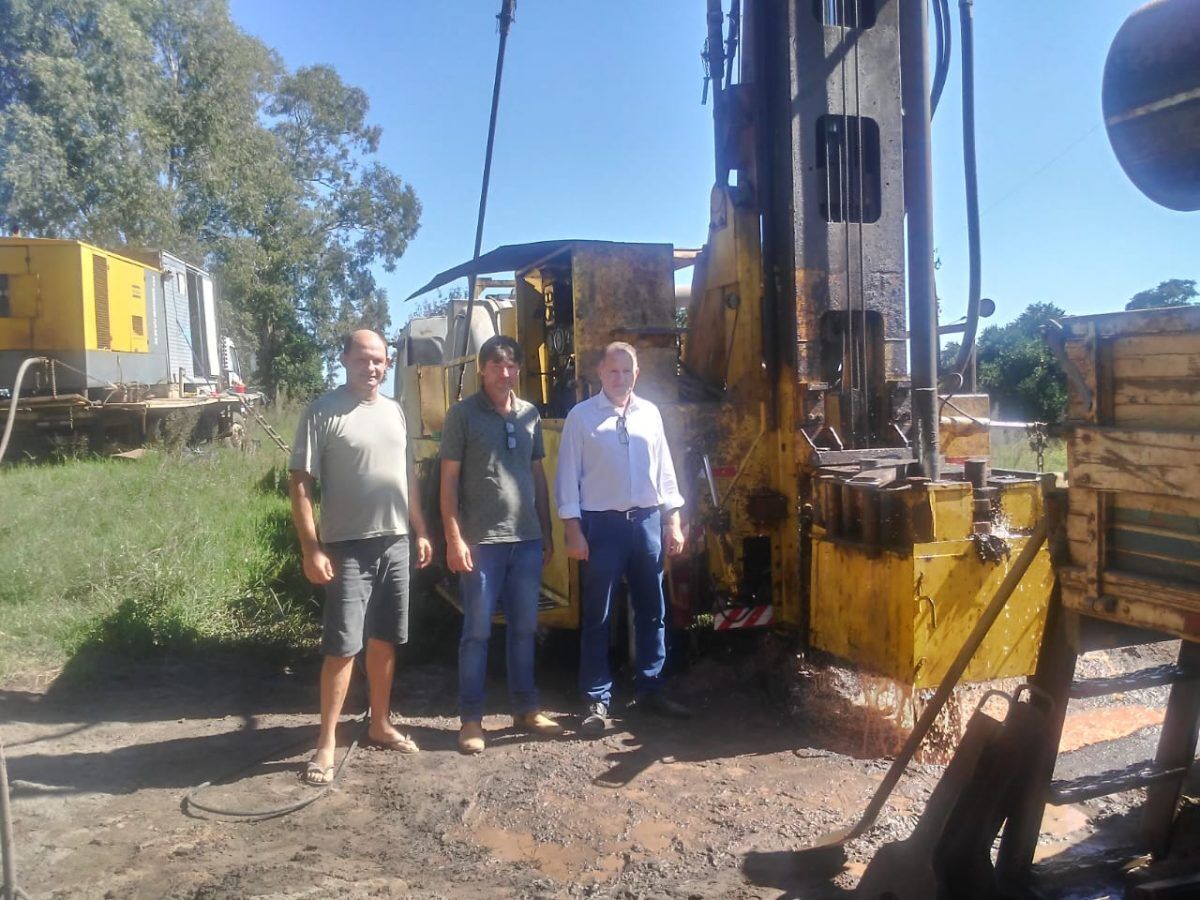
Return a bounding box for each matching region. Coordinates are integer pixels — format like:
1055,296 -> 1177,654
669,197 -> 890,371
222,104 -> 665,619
0,412 -> 319,680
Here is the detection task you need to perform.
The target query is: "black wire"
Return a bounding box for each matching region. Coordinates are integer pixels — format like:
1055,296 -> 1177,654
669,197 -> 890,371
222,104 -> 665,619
948,0 -> 981,389
930,0 -> 952,116
182,715 -> 370,821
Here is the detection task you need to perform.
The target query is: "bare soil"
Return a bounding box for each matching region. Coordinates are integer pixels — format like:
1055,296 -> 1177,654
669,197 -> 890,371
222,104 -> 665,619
1,624 -> 1193,899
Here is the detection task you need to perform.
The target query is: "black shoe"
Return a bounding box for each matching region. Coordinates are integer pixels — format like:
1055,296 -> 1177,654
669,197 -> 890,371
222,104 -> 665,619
580,701 -> 609,735
634,692 -> 693,720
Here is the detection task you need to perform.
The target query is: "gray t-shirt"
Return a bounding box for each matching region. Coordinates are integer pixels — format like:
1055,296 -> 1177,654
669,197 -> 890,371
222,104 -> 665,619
289,386 -> 411,544
440,391 -> 545,545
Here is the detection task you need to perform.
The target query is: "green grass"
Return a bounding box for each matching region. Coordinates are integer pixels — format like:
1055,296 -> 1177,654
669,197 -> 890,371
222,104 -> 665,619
0,404 -> 319,682
988,426 -> 1067,473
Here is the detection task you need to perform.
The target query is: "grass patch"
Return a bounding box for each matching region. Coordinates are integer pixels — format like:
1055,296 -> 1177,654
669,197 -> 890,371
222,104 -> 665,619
0,404 -> 318,682
989,426 -> 1067,473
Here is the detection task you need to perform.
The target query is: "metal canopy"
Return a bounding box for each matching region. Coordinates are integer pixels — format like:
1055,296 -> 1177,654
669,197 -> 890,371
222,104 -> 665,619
405,239 -> 685,301
404,240 -> 581,301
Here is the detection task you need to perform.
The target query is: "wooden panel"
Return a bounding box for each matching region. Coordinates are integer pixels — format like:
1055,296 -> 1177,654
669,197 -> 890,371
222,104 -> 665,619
1113,490 -> 1200,522
1070,427 -> 1200,496
1112,376 -> 1200,407
1060,568 -> 1200,641
1114,402 -> 1200,429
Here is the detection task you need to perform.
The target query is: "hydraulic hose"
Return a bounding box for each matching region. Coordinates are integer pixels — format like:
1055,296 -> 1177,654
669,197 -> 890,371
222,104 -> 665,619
0,357 -> 49,466
948,0 -> 982,391
930,0 -> 952,115
183,715 -> 369,822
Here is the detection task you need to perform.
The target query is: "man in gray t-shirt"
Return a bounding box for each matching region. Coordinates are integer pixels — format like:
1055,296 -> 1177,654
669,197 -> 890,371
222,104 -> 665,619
290,330 -> 432,785
440,335 -> 562,753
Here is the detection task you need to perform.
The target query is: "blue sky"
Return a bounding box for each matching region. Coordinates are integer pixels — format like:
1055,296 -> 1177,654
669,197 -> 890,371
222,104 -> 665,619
228,0 -> 1196,335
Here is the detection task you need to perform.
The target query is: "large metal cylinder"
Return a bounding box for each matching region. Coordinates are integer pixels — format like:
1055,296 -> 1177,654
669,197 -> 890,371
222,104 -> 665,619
1103,0 -> 1200,212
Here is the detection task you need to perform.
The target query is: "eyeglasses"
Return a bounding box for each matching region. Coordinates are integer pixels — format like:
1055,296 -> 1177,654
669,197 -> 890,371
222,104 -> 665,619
616,415 -> 628,445
505,420 -> 517,450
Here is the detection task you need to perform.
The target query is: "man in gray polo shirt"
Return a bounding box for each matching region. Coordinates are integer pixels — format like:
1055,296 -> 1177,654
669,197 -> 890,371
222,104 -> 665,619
290,329 -> 432,785
440,334 -> 562,753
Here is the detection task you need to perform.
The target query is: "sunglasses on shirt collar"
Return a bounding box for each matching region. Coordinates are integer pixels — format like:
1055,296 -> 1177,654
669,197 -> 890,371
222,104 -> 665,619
505,420 -> 517,450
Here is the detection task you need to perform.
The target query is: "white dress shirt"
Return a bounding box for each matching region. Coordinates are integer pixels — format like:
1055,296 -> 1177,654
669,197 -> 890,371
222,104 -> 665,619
555,391 -> 685,519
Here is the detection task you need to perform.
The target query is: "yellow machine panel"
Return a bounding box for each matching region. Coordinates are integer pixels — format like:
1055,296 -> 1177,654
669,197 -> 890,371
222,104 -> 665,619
811,536 -> 1053,687
808,469 -> 1052,685
0,238 -> 150,354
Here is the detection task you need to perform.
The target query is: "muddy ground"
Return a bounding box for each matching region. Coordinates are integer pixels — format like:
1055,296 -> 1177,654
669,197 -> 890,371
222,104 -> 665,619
1,614 -> 1195,899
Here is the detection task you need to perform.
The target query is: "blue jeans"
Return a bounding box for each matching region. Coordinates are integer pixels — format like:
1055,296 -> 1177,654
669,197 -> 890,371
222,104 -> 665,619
579,509 -> 667,707
458,539 -> 543,722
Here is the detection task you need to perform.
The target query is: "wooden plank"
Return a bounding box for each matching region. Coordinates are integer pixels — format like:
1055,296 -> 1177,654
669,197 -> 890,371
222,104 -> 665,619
1063,305 -> 1200,341
1105,569 -> 1200,613
1066,486 -> 1101,575
1111,521 -> 1200,555
1113,491 -> 1200,524
1111,549 -> 1200,587
1112,353 -> 1200,380
1096,337 -> 1114,426
1070,426 -> 1200,497
1112,333 -> 1200,360
1114,402 -> 1200,429
1113,376 -> 1200,407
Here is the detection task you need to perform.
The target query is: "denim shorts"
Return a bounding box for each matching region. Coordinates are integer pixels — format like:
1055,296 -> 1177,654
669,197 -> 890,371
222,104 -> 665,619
322,535 -> 410,657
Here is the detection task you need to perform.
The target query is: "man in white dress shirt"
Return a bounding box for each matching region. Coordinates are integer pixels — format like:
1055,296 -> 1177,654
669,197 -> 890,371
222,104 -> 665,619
556,342 -> 691,734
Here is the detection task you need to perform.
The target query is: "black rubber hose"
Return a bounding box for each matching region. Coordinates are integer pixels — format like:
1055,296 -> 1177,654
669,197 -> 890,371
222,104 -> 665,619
930,0 -> 952,115
182,716 -> 370,822
948,0 -> 981,389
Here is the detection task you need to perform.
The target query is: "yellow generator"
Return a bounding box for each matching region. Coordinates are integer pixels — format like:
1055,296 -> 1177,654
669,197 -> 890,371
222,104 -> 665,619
0,237 -> 245,456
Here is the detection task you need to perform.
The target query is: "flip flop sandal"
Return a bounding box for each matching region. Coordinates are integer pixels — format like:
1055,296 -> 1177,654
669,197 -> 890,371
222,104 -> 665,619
363,733 -> 420,754
302,759 -> 335,786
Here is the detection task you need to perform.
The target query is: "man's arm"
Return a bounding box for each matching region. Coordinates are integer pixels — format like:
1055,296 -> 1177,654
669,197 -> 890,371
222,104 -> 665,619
555,412 -> 589,561
407,452 -> 432,569
289,470 -> 334,584
439,458 -> 473,573
531,459 -> 554,565
654,410 -> 686,557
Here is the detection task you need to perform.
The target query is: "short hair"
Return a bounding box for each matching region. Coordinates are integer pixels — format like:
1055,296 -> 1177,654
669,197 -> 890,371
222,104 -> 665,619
601,341 -> 638,366
341,330 -> 386,355
478,334 -> 522,368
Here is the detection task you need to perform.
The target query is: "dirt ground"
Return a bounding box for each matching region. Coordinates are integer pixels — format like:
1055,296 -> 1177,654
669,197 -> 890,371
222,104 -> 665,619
1,622 -> 1194,899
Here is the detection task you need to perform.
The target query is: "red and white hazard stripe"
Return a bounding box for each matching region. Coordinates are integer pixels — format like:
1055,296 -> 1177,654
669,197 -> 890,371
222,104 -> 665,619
714,605 -> 774,630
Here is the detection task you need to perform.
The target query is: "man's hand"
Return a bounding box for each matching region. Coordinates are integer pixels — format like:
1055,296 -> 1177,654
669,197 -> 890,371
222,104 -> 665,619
563,520 -> 589,561
542,536 -> 555,567
302,547 -> 335,585
415,535 -> 433,569
446,537 -> 474,573
664,513 -> 685,558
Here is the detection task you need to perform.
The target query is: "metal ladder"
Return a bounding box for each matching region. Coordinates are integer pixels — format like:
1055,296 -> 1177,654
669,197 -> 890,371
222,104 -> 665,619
238,397 -> 290,453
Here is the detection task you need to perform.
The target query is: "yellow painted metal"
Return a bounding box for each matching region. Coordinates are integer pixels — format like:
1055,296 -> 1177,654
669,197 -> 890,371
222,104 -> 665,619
998,481 -> 1044,530
939,393 -> 991,461
0,237 -> 151,354
810,534 -> 1054,687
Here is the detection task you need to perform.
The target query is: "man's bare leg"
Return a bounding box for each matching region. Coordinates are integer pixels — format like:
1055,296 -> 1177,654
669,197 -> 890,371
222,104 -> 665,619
365,637 -> 413,746
311,654 -> 355,780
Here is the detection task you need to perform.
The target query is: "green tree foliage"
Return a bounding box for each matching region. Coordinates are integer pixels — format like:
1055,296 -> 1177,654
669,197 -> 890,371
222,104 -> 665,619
953,302 -> 1069,423
0,0 -> 420,398
1125,278 -> 1197,311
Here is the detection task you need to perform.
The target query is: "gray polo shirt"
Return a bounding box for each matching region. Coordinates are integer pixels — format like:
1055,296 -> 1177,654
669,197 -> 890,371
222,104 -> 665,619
289,386 -> 411,544
440,391 -> 545,545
